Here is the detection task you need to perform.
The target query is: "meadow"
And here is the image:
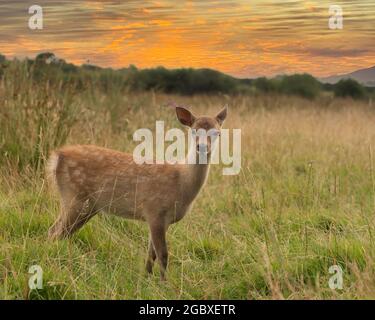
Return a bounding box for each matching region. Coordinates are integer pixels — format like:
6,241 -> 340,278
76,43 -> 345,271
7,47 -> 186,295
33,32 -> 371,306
1,61 -> 375,299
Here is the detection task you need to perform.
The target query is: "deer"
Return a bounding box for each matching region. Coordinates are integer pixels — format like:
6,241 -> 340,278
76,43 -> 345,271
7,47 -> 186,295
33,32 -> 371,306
46,105 -> 227,280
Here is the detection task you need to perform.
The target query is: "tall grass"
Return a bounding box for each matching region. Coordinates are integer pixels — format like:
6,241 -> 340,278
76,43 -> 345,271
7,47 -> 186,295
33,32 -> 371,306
1,62 -> 375,299
0,61 -> 77,173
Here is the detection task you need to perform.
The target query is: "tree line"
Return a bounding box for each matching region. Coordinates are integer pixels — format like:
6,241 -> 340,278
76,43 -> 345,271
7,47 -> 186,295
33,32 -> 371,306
0,52 -> 373,100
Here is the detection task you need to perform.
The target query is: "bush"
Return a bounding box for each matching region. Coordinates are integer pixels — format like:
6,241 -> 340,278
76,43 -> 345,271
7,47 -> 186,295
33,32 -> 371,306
128,67 -> 238,95
278,74 -> 322,99
253,77 -> 278,93
334,79 -> 367,100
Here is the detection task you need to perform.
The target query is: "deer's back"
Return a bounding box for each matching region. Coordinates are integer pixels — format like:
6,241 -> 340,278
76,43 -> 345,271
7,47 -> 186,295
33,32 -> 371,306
48,145 -> 185,222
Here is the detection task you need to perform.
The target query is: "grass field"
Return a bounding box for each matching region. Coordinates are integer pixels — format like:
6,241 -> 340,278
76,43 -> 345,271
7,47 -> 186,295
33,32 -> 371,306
1,64 -> 375,299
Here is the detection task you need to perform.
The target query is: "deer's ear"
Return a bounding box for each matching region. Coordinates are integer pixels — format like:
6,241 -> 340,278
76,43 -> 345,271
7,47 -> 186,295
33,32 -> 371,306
215,105 -> 228,126
176,107 -> 196,127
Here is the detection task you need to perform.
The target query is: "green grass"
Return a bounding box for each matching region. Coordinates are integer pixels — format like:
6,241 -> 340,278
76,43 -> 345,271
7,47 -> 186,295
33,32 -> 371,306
1,62 -> 375,299
2,136 -> 375,299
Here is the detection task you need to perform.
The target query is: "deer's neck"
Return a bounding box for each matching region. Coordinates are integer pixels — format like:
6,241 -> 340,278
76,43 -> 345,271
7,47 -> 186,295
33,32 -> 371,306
181,148 -> 211,204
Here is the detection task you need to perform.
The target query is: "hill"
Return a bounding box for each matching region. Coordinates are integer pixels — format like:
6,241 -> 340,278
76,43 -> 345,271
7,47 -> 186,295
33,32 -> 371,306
321,66 -> 375,87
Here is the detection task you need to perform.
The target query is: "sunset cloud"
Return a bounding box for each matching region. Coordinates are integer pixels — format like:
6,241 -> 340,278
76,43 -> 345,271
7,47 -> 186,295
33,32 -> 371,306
0,0 -> 374,77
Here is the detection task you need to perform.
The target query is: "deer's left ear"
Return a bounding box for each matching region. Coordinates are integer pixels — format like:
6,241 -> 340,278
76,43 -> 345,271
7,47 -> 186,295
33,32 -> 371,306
215,105 -> 228,126
176,107 -> 196,127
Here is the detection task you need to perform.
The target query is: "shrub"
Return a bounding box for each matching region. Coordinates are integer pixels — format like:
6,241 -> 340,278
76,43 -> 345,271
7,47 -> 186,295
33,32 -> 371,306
128,67 -> 238,95
278,74 -> 322,99
334,79 -> 367,100
253,77 -> 278,93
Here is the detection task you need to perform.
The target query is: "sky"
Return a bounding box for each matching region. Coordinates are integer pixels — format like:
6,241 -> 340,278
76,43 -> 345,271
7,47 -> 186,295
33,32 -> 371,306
0,0 -> 374,78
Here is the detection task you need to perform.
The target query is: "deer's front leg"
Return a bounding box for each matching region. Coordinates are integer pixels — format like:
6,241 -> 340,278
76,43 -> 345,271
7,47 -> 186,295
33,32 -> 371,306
149,221 -> 168,281
146,237 -> 156,274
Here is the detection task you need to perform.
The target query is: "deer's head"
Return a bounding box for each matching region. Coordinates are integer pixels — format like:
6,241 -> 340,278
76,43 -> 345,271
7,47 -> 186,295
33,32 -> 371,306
176,106 -> 228,158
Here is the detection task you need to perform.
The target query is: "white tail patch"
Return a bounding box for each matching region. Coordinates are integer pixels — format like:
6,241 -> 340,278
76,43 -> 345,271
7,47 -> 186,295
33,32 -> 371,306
46,152 -> 60,188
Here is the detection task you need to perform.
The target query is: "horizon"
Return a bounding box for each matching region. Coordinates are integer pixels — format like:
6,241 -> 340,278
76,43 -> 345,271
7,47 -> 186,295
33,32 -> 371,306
1,0 -> 374,78
2,51 -> 375,81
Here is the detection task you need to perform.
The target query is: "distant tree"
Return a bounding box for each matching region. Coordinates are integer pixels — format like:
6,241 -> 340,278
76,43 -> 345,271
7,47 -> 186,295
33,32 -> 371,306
1,53 -> 336,98
253,77 -> 277,93
0,54 -> 6,78
35,52 -> 56,63
127,67 -> 238,95
82,64 -> 101,71
334,79 -> 367,100
60,62 -> 78,73
279,74 -> 321,99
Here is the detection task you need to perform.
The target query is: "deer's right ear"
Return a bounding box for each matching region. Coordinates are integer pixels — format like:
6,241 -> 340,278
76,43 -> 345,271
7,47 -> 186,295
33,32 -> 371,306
176,107 -> 196,127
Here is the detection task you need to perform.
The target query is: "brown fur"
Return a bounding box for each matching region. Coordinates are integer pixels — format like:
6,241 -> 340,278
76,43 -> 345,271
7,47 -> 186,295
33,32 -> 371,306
47,106 -> 227,280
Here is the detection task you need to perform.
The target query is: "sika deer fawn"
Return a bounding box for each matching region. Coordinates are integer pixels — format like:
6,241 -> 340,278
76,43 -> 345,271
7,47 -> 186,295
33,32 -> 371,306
47,106 -> 227,280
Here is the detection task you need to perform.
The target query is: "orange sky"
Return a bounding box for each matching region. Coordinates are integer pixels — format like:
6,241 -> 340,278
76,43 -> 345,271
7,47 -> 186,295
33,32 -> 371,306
0,0 -> 374,78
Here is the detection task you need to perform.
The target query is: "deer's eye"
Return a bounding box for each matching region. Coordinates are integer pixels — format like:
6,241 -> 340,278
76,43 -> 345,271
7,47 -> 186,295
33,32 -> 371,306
210,130 -> 221,137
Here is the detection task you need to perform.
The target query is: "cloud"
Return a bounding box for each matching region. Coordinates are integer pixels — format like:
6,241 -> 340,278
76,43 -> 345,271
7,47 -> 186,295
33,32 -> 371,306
304,48 -> 371,58
0,0 -> 374,77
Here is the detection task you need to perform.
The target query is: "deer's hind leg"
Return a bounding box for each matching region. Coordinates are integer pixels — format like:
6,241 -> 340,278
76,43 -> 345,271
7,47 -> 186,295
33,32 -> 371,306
49,193 -> 97,240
